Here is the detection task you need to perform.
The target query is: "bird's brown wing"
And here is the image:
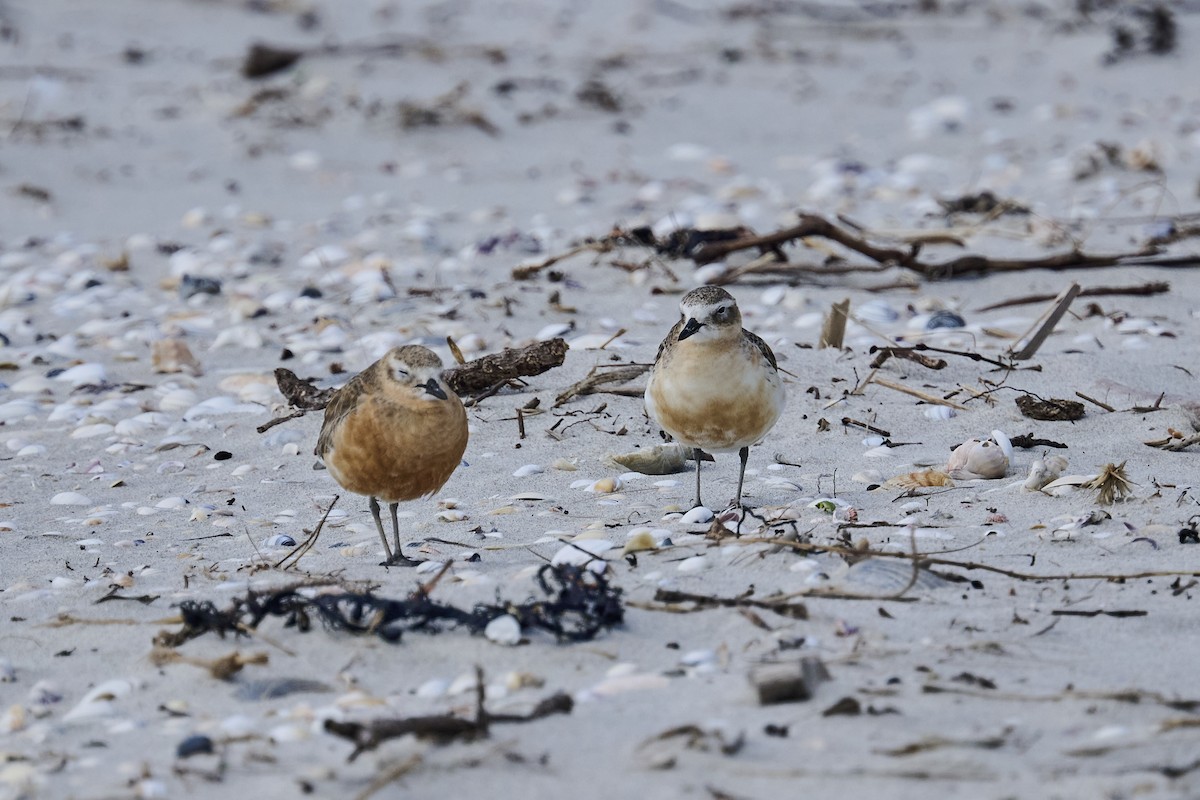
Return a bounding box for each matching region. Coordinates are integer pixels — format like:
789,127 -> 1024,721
654,318 -> 685,365
315,369 -> 375,458
743,330 -> 778,371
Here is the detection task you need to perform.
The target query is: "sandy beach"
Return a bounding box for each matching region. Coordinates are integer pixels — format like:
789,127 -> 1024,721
4,1 -> 1200,798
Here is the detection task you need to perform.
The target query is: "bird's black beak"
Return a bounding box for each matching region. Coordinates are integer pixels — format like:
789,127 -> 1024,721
422,378 -> 448,400
677,318 -> 704,341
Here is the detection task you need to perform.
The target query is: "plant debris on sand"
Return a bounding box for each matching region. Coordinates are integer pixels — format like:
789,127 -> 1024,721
155,564 -> 623,647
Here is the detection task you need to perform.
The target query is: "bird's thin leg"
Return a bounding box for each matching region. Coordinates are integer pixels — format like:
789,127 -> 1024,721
733,446 -> 749,509
369,496 -> 393,562
693,447 -> 704,509
386,501 -> 421,567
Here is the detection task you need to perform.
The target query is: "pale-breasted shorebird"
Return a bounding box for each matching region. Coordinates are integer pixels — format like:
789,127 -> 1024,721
316,345 -> 468,566
645,285 -> 786,509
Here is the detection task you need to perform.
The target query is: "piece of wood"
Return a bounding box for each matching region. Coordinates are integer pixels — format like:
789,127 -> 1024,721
818,298 -> 850,349
443,338 -> 569,396
554,363 -> 649,407
1008,282 -> 1082,360
749,657 -> 831,705
975,281 -> 1170,312
868,376 -> 969,410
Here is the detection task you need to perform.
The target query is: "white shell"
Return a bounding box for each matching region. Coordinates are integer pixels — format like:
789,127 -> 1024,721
50,492 -> 92,506
550,539 -> 613,571
1023,455 -> 1068,491
63,678 -> 135,721
924,406 -> 956,420
54,362 -> 106,386
484,614 -> 522,646
945,438 -> 1008,480
989,429 -> 1013,462
679,507 -> 714,524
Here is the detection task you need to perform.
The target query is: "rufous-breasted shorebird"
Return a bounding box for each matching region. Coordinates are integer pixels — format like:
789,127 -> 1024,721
316,345 -> 468,566
645,285 -> 786,510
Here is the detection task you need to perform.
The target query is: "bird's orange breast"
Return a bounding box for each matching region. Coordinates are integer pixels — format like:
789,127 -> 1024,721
325,394 -> 468,503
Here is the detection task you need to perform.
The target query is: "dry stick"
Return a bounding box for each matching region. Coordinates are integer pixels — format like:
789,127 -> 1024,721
895,343 -> 1020,371
598,327 -> 626,350
976,281 -> 1170,312
275,496 -> 338,570
1007,282 -> 1082,360
692,214 -> 914,267
689,212 -> 1183,280
750,537 -> 1200,584
1146,432 -> 1200,451
355,754 -> 423,800
554,363 -> 650,407
257,408 -> 307,434
511,240 -> 616,280
921,683 -> 1200,713
462,379 -> 513,408
867,376 -> 969,411
1076,391 -> 1117,412
841,418 -> 891,436
869,347 -> 947,370
641,588 -> 810,618
445,335 -> 467,365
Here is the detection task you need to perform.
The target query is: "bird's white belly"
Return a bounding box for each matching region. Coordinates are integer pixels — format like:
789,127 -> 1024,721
645,347 -> 785,452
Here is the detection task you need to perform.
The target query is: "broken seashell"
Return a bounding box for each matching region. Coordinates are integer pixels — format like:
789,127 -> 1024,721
946,438 -> 1008,480
587,476 -> 623,493
622,530 -> 658,555
608,444 -> 689,475
1024,455 -> 1068,492
883,469 -> 953,489
484,615 -> 522,646
990,430 -> 1013,462
151,339 -> 203,376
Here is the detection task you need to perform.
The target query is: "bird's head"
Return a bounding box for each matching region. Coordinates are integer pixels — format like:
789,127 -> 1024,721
382,345 -> 452,401
676,285 -> 742,342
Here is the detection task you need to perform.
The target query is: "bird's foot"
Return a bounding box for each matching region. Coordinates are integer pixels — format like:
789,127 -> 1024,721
379,553 -> 423,567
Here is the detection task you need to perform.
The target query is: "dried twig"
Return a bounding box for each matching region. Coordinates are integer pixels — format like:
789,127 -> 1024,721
687,213 -> 1172,280
642,588 -> 808,619
1146,431 -> 1200,451
869,347 -> 947,370
511,240 -> 618,280
325,674 -> 573,761
866,376 -> 969,411
976,281 -> 1170,312
747,536 -> 1200,584
274,496 -> 338,570
554,363 -> 649,407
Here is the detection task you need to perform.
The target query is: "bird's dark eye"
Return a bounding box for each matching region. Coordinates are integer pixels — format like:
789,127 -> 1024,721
716,306 -> 728,317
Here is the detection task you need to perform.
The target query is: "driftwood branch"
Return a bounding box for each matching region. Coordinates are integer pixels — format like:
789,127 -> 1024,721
554,363 -> 650,407
324,671 -> 573,762
975,281 -> 1170,312
683,213 -> 1182,280
443,338 -> 569,396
